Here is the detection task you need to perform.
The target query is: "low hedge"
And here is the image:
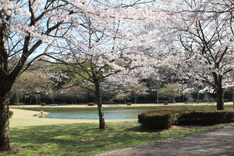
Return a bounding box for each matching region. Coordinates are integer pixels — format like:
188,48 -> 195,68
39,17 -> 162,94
138,108 -> 182,129
138,109 -> 234,130
102,101 -> 114,104
176,110 -> 234,125
88,103 -> 95,106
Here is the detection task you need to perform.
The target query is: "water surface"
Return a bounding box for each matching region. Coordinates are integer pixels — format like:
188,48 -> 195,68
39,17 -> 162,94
22,105 -> 233,119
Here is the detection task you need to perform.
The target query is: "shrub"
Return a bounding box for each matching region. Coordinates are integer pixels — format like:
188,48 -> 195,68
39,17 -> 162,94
9,110 -> 14,118
138,109 -> 181,130
41,103 -> 46,106
164,101 -> 168,105
127,102 -> 132,105
138,109 -> 234,130
102,101 -> 114,104
88,103 -> 95,106
176,110 -> 234,125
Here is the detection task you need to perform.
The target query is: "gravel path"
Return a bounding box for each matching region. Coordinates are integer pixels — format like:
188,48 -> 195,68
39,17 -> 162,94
98,126 -> 234,156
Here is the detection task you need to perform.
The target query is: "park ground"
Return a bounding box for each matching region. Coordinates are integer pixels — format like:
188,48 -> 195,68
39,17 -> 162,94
98,125 -> 234,156
1,102 -> 233,155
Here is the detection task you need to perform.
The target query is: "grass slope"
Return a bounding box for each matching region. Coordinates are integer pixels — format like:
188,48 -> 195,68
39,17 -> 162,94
1,109 -> 232,156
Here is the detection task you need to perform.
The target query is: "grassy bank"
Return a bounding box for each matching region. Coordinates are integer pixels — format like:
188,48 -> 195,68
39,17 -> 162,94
2,109 -> 233,156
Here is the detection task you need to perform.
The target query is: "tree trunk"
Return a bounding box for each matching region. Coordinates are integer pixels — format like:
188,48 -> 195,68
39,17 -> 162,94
39,97 -> 41,104
157,91 -> 159,104
94,80 -> 106,129
16,92 -> 19,105
232,90 -> 234,109
156,84 -> 159,104
0,93 -> 10,151
216,87 -> 224,110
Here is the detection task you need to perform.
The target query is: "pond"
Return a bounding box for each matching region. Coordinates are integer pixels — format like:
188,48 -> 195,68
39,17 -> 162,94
22,105 -> 233,120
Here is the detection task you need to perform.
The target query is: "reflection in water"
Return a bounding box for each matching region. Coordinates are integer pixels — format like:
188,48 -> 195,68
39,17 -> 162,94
22,105 -> 233,119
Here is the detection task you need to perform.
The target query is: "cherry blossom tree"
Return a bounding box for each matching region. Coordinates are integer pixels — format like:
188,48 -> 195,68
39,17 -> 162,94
1,0 -> 146,151
0,0 -> 164,150
153,0 -> 234,110
24,72 -> 54,104
0,0 -> 78,150
224,73 -> 234,107
45,8 -> 157,128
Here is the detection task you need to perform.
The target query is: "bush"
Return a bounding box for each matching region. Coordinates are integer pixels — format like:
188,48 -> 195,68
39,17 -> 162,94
41,103 -> 46,106
138,109 -> 234,130
138,109 -> 181,130
102,101 -> 114,104
127,102 -> 132,105
88,103 -> 95,106
164,101 -> 168,105
176,110 -> 234,125
9,110 -> 14,118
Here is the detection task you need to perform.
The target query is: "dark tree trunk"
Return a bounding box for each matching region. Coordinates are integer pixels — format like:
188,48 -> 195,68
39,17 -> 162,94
0,92 -> 10,151
94,80 -> 106,129
0,74 -> 16,151
232,90 -> 234,109
216,87 -> 224,110
213,72 -> 224,110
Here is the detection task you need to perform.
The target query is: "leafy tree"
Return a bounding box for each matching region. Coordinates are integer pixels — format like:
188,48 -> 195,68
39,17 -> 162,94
158,83 -> 182,103
115,92 -> 131,104
59,83 -> 87,104
127,82 -> 148,104
46,91 -> 59,104
147,66 -> 176,103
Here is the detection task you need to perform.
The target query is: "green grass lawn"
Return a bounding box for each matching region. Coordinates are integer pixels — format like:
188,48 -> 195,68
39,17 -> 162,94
2,109 -> 233,156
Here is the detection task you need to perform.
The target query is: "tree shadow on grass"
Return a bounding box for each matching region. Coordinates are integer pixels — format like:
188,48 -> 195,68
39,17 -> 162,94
9,121 -> 167,155
125,125 -> 162,132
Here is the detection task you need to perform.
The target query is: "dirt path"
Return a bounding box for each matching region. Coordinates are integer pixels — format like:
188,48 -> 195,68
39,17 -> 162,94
99,126 -> 234,156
